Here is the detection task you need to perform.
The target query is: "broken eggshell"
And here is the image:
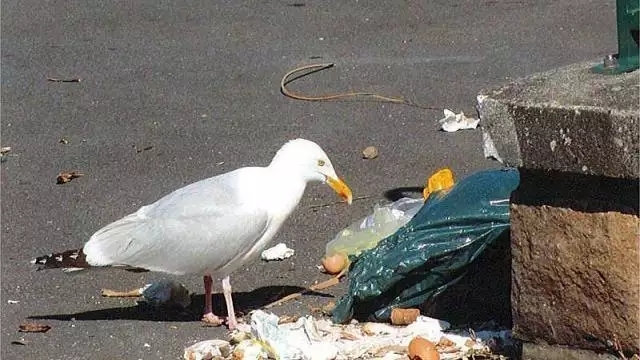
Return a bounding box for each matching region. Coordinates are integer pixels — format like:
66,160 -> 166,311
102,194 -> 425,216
321,253 -> 348,275
408,336 -> 439,360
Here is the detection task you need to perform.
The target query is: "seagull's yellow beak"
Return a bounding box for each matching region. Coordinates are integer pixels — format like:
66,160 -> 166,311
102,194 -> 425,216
327,176 -> 353,205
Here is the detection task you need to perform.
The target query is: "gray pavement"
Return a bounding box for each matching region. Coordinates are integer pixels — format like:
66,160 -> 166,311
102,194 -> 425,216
1,0 -> 615,359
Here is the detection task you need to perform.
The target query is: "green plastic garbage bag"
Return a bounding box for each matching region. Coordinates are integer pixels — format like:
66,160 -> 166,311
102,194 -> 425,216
331,168 -> 520,324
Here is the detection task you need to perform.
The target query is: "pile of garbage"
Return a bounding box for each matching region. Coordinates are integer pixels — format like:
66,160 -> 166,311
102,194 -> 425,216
184,309 -> 514,360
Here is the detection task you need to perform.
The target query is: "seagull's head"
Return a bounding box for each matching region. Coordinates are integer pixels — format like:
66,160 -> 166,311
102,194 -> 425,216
270,138 -> 353,205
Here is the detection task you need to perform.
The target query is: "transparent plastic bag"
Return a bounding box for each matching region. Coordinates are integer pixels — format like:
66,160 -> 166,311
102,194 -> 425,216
324,197 -> 424,260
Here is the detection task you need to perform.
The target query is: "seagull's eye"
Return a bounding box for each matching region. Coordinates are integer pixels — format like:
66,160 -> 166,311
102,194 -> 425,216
317,159 -> 326,167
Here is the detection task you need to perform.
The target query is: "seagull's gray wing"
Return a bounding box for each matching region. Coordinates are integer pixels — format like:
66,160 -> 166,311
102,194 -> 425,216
82,168 -> 271,275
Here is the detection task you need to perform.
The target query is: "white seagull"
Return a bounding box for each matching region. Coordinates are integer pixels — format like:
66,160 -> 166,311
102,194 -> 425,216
32,138 -> 353,329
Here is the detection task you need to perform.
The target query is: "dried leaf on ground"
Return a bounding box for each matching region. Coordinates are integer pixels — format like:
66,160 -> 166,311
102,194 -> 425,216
47,77 -> 81,83
56,171 -> 84,184
19,323 -> 51,333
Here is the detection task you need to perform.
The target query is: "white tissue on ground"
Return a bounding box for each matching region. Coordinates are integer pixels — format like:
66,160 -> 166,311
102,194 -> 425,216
439,109 -> 480,132
261,243 -> 295,261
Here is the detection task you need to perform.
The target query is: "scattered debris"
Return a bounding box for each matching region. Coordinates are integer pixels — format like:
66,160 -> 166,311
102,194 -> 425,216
1,146 -> 11,162
144,343 -> 151,348
321,301 -> 336,316
11,339 -> 27,346
184,339 -> 232,360
261,243 -> 295,261
229,330 -> 252,345
263,276 -> 341,309
133,145 -> 154,153
192,310 -> 512,360
437,337 -> 456,348
19,323 -> 51,333
59,138 -> 69,144
390,308 -> 421,326
101,279 -> 191,309
56,171 -> 84,184
232,339 -> 270,359
7,300 -> 19,304
101,288 -> 142,297
47,77 -> 81,83
438,109 -> 479,132
362,146 -> 379,159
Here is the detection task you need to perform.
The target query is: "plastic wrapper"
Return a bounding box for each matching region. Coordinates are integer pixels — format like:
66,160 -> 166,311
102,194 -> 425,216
331,168 -> 520,324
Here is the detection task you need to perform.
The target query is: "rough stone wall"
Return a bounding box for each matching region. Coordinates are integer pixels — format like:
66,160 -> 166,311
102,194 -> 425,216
511,203 -> 639,354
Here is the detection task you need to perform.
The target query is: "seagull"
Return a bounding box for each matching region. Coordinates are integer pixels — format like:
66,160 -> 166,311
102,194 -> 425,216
32,138 -> 353,329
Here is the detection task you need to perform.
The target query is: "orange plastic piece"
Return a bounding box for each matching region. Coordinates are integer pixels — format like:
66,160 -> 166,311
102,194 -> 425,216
422,168 -> 455,199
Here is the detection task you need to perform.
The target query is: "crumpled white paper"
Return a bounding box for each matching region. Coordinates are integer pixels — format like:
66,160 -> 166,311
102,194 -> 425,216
439,109 -> 480,132
261,243 -> 295,261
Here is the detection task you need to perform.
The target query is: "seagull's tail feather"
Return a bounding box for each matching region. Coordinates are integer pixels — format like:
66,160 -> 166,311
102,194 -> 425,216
31,248 -> 149,274
32,248 -> 91,272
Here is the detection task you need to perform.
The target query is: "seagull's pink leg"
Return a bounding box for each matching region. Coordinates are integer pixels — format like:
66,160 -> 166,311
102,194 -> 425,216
201,274 -> 224,326
222,276 -> 238,330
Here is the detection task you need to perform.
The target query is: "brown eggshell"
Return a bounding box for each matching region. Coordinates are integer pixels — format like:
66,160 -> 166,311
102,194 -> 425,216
408,336 -> 440,360
321,253 -> 347,274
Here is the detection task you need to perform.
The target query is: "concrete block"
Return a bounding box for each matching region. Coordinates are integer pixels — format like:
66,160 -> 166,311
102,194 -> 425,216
477,60 -> 639,179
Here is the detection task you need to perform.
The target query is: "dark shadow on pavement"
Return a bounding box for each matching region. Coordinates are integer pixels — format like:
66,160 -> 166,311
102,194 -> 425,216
28,285 -> 332,322
383,186 -> 424,201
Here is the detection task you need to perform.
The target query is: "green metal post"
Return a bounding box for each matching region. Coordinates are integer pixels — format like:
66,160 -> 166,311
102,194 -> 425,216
592,0 -> 639,74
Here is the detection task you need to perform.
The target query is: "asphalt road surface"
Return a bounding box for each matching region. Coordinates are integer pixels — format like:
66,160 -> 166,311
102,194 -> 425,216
2,1 -> 615,359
